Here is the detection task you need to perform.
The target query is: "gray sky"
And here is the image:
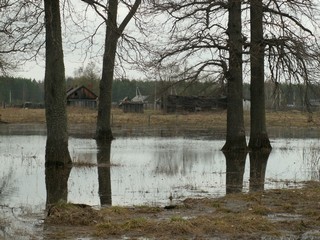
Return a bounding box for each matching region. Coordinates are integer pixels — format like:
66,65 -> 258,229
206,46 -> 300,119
14,0 -> 143,82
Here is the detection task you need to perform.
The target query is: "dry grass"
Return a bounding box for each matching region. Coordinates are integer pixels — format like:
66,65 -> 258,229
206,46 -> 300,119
1,106 -> 320,130
44,181 -> 320,239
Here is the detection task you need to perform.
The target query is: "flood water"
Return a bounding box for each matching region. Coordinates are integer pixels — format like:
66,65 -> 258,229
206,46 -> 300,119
0,125 -> 320,238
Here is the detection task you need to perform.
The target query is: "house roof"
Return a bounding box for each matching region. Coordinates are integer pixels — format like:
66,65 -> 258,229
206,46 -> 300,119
131,95 -> 149,102
67,85 -> 98,100
131,87 -> 149,102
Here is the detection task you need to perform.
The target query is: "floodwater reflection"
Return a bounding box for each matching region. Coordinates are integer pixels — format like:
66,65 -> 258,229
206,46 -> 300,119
1,135 -> 320,238
0,136 -> 319,210
223,149 -> 271,194
97,140 -> 112,206
249,150 -> 271,192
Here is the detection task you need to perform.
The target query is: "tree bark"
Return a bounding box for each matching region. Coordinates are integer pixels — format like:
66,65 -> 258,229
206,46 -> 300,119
249,149 -> 271,192
248,0 -> 271,150
45,165 -> 72,206
224,150 -> 247,194
95,0 -> 141,142
222,0 -> 247,151
44,0 -> 71,166
97,140 -> 112,206
95,0 -> 119,141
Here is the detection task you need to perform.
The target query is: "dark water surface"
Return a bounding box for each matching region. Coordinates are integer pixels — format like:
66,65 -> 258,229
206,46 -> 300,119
0,124 -> 319,238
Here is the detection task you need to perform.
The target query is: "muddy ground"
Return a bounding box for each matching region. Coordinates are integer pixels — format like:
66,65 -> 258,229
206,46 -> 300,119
43,181 -> 320,239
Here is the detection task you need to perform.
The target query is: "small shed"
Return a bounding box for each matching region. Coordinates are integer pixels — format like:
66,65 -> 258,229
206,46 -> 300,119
164,95 -> 227,113
119,87 -> 149,113
122,102 -> 144,113
67,85 -> 98,108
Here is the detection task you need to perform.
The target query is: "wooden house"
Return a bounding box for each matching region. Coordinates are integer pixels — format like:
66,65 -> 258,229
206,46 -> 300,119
119,87 -> 149,113
66,85 -> 98,108
164,95 -> 227,113
122,101 -> 144,113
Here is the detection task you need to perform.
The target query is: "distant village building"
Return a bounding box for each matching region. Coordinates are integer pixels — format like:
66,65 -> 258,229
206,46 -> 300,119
66,85 -> 98,108
119,87 -> 149,113
131,92 -> 149,104
164,95 -> 227,113
121,101 -> 144,113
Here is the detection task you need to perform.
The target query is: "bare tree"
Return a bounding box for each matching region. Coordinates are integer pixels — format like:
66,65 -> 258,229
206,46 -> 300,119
44,0 -> 71,167
0,1 -> 71,165
144,0 -> 247,150
263,0 -> 320,110
0,0 -> 45,75
81,0 -> 141,141
222,0 -> 247,151
248,0 -> 320,149
138,0 -> 320,152
248,0 -> 271,150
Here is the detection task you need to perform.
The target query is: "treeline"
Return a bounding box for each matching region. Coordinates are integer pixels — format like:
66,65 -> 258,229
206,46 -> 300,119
2,75 -> 320,110
0,76 -> 44,106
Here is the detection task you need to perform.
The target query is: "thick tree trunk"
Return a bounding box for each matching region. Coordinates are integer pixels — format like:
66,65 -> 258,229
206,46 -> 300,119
44,0 -> 71,167
97,140 -> 112,206
45,165 -> 72,207
249,149 -> 271,192
224,151 -> 247,194
96,0 -> 119,142
248,0 -> 271,150
222,0 -> 247,151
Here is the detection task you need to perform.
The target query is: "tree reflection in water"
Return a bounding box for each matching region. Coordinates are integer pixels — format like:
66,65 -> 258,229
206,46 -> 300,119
224,151 -> 247,194
97,140 -> 112,206
45,164 -> 72,207
224,149 -> 271,194
249,149 -> 271,192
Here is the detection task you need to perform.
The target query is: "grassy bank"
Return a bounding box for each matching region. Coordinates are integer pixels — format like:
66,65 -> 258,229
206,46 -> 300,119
0,106 -> 319,129
45,181 -> 320,239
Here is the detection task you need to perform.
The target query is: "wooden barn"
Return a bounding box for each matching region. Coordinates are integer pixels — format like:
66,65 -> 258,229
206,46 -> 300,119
121,101 -> 144,113
164,95 -> 227,113
66,85 -> 98,108
119,87 -> 149,113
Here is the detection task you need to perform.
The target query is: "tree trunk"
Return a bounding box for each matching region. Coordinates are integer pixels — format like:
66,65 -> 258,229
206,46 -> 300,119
224,150 -> 247,194
249,149 -> 271,192
96,0 -> 119,142
45,165 -> 72,206
222,0 -> 247,151
44,0 -> 71,167
97,140 -> 112,206
248,0 -> 272,150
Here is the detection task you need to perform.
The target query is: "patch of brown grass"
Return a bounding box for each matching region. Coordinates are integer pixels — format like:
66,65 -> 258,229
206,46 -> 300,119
0,108 -> 46,123
45,201 -> 102,226
45,182 -> 320,239
1,106 -> 320,130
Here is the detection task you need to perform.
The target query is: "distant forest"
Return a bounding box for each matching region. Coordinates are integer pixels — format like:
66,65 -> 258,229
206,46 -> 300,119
1,76 -> 320,110
0,76 -> 44,106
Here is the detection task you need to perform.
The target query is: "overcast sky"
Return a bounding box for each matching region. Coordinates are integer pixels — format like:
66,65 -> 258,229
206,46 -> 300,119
13,1 -> 144,82
16,56 -> 86,81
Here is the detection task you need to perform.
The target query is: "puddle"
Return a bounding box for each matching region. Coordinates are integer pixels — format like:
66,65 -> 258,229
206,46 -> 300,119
267,213 -> 303,222
0,125 -> 320,238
